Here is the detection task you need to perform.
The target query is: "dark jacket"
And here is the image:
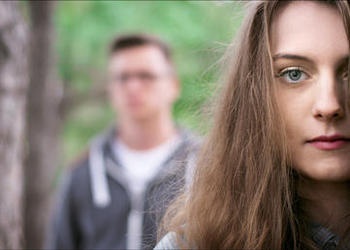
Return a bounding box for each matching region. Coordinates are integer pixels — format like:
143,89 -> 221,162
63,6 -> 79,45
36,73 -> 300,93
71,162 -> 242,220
47,127 -> 199,250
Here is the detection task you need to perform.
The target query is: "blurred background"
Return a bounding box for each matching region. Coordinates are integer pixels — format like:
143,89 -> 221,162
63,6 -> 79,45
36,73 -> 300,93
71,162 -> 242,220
58,1 -> 243,166
0,1 -> 243,249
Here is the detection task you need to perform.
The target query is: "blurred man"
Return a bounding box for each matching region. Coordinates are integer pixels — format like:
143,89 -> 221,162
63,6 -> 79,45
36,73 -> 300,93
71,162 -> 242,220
47,34 -> 199,250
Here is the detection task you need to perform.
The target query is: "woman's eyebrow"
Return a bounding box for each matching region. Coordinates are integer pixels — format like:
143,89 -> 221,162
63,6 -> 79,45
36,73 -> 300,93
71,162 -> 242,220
272,53 -> 314,63
273,54 -> 350,66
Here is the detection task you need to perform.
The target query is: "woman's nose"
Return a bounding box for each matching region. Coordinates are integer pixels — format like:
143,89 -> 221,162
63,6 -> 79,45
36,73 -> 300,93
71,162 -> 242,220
312,74 -> 345,122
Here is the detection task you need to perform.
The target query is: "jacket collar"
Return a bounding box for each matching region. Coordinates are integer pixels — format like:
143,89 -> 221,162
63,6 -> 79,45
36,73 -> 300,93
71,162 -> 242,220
88,124 -> 197,208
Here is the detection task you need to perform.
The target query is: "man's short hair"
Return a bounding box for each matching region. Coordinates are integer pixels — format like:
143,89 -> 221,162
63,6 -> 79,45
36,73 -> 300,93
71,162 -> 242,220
109,33 -> 173,63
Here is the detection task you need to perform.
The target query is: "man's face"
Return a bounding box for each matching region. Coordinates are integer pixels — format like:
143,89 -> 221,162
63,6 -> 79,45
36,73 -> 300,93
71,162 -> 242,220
108,45 -> 179,122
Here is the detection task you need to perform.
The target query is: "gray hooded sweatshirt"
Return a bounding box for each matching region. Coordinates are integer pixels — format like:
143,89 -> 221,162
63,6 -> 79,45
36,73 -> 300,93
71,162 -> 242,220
47,127 -> 199,250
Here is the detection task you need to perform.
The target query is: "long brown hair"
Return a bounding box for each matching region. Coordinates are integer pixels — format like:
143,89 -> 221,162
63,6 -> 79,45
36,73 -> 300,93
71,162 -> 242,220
161,1 -> 350,249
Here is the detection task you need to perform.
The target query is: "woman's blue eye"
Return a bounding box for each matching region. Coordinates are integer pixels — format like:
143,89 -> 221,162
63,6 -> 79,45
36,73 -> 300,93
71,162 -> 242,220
279,68 -> 308,83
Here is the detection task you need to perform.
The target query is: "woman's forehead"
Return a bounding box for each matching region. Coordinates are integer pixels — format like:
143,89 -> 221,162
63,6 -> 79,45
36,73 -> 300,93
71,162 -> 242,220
270,1 -> 348,64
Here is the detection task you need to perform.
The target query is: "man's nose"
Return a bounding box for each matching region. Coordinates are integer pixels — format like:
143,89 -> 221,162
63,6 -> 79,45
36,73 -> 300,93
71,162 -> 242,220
312,73 -> 345,122
125,77 -> 143,92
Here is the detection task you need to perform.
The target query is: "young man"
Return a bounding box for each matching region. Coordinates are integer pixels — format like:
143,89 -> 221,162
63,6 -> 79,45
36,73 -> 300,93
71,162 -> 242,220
47,34 -> 199,250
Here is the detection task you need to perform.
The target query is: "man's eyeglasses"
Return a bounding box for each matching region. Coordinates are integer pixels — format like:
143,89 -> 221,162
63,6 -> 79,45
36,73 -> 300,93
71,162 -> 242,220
111,71 -> 169,85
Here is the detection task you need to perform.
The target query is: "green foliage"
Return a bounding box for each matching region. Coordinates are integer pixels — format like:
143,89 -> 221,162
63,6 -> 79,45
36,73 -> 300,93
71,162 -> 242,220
55,1 -> 243,164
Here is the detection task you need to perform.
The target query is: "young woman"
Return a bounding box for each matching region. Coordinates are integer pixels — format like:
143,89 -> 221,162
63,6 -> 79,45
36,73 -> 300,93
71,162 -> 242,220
155,1 -> 350,249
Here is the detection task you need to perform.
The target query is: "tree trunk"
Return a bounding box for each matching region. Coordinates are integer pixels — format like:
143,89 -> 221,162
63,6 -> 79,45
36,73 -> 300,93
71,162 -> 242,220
0,1 -> 28,248
24,1 -> 62,248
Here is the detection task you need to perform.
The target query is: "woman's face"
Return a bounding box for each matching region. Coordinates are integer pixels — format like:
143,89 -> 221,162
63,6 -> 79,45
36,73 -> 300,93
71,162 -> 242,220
271,1 -> 349,181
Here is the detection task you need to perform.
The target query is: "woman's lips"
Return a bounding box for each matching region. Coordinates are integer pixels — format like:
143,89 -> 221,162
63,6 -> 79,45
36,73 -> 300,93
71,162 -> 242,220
307,135 -> 350,150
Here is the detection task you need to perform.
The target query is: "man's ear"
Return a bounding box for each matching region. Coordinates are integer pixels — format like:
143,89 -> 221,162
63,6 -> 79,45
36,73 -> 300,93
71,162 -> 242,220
172,76 -> 181,102
106,80 -> 116,103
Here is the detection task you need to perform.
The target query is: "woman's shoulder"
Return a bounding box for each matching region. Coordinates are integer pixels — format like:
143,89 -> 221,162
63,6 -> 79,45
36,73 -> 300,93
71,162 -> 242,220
154,232 -> 179,249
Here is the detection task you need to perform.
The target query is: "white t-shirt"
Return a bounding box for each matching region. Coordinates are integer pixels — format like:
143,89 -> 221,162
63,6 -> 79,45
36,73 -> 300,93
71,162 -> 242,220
112,135 -> 181,250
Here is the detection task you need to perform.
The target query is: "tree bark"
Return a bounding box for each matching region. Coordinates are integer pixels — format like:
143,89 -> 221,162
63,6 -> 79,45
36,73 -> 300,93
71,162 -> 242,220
24,1 -> 62,248
0,1 -> 28,248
